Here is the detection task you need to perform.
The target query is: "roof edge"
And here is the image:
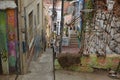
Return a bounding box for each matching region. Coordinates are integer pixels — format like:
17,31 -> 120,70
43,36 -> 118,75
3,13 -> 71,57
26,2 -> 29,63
0,1 -> 17,10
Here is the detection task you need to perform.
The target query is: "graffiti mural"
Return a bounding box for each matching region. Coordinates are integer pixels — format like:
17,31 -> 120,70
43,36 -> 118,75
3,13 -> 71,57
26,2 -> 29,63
7,9 -> 17,72
0,49 -> 8,62
0,11 -> 9,74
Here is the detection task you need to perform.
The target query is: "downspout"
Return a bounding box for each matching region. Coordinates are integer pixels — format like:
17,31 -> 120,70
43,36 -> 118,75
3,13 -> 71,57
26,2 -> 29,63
15,0 -> 21,79
79,0 -> 85,53
59,0 -> 64,53
52,0 -> 55,80
79,0 -> 84,46
42,0 -> 44,52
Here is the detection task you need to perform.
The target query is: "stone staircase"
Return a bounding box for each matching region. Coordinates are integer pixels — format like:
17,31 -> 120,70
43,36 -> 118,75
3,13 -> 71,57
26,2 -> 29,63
69,33 -> 78,48
62,33 -> 79,53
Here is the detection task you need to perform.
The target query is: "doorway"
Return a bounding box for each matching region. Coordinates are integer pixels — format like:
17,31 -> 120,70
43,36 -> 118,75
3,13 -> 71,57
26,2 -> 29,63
0,56 -> 2,74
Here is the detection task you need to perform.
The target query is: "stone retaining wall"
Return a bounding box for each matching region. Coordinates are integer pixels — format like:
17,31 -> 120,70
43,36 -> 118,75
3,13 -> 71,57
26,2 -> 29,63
84,10 -> 120,55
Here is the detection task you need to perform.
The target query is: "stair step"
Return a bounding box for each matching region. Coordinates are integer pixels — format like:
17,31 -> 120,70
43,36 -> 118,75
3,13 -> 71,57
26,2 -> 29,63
70,37 -> 78,40
70,39 -> 78,43
69,33 -> 78,47
70,42 -> 78,44
70,34 -> 77,38
70,42 -> 78,45
70,40 -> 78,42
69,44 -> 78,48
70,38 -> 77,40
70,36 -> 77,38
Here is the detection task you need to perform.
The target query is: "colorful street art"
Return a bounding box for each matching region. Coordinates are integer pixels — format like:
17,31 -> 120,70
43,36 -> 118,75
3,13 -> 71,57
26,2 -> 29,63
7,9 -> 17,72
0,11 -> 9,74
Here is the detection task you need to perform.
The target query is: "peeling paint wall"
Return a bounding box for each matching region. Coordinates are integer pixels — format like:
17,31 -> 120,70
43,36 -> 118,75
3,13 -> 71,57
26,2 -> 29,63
0,10 -> 9,74
7,9 -> 17,72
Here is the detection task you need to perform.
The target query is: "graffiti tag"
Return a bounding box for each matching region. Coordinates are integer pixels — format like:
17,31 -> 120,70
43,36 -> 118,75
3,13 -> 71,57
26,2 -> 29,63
0,49 -> 7,62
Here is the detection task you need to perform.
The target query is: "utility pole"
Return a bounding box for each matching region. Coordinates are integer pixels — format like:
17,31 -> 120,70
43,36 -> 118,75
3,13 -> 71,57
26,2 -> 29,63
52,0 -> 56,80
59,0 -> 64,53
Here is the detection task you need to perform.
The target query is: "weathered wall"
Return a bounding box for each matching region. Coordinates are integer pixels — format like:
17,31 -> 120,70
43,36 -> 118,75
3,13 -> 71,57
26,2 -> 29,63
84,10 -> 120,55
0,11 -> 9,74
17,0 -> 43,74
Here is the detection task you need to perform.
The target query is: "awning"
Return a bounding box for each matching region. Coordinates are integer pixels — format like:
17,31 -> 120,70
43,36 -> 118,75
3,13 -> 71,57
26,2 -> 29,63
0,1 -> 17,10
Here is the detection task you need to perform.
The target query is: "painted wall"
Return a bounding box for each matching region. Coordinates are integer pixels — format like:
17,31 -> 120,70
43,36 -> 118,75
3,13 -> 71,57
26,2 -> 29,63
0,10 -> 9,74
0,9 -> 17,74
7,9 -> 17,72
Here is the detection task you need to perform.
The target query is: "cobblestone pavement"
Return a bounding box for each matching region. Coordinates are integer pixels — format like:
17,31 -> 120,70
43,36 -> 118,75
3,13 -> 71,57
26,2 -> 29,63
55,70 -> 119,80
0,48 -> 119,80
17,48 -> 54,80
0,75 -> 16,80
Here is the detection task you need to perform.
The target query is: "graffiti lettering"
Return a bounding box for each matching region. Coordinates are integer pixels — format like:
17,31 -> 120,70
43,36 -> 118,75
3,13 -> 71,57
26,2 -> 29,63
7,10 -> 15,28
0,49 -> 7,62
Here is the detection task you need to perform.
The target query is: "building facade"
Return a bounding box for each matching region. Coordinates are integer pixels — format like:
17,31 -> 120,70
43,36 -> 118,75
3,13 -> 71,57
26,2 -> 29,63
0,0 -> 18,75
17,0 -> 44,74
0,0 -> 44,74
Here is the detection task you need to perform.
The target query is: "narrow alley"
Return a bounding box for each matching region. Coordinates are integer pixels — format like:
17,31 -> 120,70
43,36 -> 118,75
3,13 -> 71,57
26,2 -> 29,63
0,0 -> 120,80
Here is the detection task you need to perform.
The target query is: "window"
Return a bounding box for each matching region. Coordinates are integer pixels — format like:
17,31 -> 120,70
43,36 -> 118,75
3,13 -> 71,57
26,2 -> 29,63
28,11 -> 33,44
37,3 -> 40,25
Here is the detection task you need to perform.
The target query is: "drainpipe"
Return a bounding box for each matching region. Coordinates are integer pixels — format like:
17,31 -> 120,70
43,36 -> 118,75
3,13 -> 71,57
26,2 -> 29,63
59,0 -> 64,53
15,0 -> 21,79
52,0 -> 56,80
